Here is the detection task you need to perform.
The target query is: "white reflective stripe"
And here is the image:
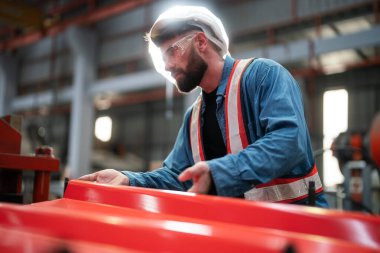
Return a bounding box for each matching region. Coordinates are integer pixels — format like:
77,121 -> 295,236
226,59 -> 253,154
190,95 -> 203,163
244,172 -> 323,202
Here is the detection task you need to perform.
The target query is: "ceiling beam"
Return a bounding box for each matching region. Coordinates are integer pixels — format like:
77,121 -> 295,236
0,0 -> 152,51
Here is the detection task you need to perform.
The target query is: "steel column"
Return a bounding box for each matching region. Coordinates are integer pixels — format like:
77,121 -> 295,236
66,26 -> 96,178
0,55 -> 17,116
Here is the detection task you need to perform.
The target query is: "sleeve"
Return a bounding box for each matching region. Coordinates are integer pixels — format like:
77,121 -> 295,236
208,60 -> 312,197
122,111 -> 194,191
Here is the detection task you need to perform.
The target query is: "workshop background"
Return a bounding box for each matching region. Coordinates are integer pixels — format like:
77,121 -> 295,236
0,0 -> 379,213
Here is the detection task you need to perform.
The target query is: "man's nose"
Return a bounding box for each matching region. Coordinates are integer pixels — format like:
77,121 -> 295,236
164,58 -> 175,72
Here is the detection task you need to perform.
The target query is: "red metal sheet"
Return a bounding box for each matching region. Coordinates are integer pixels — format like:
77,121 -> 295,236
63,180 -> 380,250
1,179 -> 379,252
1,200 -> 378,253
0,226 -> 139,253
0,202 -> 294,253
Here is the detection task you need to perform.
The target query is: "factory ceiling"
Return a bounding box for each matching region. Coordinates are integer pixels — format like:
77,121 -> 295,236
0,0 -> 153,51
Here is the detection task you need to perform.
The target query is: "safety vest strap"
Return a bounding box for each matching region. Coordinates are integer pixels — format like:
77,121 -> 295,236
225,58 -> 254,154
244,165 -> 323,203
189,58 -> 254,163
190,94 -> 204,163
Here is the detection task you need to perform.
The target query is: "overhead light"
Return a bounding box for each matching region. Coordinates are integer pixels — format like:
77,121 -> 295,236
95,116 -> 112,142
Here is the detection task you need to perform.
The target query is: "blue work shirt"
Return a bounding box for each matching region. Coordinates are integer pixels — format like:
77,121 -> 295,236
123,56 -> 328,207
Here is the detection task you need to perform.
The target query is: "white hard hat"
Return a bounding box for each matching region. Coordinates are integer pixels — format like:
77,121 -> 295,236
146,5 -> 230,83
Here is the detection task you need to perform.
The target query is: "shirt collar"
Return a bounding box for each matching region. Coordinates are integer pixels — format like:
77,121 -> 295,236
200,55 -> 235,99
217,55 -> 235,96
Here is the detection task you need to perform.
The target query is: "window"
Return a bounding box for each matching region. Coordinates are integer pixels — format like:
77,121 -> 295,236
323,89 -> 348,189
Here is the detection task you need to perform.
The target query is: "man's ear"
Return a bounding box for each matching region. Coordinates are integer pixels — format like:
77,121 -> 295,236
194,32 -> 208,52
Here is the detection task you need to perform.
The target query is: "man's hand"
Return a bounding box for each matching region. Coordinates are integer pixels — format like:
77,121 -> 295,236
178,161 -> 211,194
78,169 -> 130,186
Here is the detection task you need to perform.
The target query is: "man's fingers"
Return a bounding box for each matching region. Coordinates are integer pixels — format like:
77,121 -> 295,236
178,168 -> 194,182
78,173 -> 97,182
178,163 -> 207,182
178,162 -> 211,194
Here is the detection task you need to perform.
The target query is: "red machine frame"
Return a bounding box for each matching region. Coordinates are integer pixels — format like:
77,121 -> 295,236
0,115 -> 59,202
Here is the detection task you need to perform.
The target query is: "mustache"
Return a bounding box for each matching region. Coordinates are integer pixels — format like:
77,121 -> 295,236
171,69 -> 185,78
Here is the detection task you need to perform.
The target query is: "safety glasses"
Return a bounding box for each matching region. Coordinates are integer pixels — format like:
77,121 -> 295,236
162,33 -> 196,63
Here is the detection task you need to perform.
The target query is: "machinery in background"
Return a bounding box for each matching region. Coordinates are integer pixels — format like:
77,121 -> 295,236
370,112 -> 380,168
331,112 -> 380,213
0,115 -> 60,203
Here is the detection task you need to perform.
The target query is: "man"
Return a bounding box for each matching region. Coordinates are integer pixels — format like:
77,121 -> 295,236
80,6 -> 328,207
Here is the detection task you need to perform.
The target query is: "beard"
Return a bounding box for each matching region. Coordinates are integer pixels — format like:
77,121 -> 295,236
175,45 -> 208,93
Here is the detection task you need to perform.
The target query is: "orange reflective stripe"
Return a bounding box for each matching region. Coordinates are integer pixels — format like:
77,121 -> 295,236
225,59 -> 253,154
244,166 -> 323,203
256,165 -> 318,188
278,187 -> 324,204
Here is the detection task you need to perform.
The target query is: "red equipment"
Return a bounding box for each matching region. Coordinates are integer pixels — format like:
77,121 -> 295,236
1,180 -> 379,253
370,112 -> 380,169
0,115 -> 60,203
331,112 -> 380,211
332,111 -> 380,171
